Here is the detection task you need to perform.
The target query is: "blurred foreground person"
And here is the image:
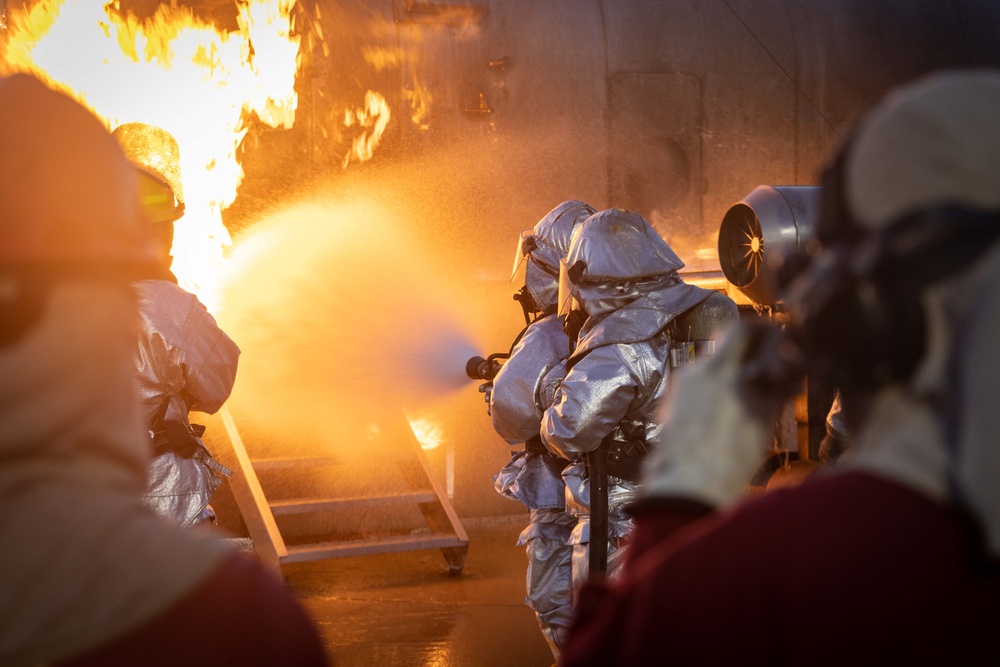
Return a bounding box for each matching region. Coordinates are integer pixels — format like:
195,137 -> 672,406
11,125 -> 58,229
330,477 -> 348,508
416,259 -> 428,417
539,209 -> 726,585
112,121 -> 240,528
0,74 -> 327,667
562,70 -> 1000,667
489,200 -> 593,660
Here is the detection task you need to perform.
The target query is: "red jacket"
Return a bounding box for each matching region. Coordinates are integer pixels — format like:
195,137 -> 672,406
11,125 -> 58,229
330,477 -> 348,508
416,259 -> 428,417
563,472 -> 1000,666
56,552 -> 329,667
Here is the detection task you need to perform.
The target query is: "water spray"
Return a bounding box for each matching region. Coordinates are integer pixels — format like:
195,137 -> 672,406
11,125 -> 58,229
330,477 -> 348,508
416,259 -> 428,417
217,200 -> 482,451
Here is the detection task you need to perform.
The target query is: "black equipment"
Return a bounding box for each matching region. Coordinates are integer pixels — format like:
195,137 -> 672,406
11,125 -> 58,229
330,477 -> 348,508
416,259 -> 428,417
465,354 -> 506,382
717,170 -> 1000,397
512,284 -> 537,325
788,206 -> 1000,390
587,446 -> 609,576
741,160 -> 1000,397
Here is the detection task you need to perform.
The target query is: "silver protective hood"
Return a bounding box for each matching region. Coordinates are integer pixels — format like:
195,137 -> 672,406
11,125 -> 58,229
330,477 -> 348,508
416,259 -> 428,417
571,275 -> 714,359
530,200 -> 596,270
515,200 -> 596,313
565,208 -> 684,283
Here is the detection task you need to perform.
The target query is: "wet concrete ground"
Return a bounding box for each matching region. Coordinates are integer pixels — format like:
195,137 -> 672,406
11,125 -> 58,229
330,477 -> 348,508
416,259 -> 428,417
284,514 -> 555,667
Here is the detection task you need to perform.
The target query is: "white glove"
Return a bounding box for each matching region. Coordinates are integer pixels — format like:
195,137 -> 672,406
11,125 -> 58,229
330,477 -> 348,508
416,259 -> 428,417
641,323 -> 785,508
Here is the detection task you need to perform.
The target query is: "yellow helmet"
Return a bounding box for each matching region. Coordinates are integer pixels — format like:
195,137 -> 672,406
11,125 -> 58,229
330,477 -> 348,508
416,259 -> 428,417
111,122 -> 185,225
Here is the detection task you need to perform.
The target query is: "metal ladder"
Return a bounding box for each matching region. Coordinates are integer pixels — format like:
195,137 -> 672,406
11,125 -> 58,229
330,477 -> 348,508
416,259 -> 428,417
214,406 -> 469,576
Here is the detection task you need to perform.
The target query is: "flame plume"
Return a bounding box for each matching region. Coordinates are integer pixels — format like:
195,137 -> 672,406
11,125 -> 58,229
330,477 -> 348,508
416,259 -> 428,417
1,0 -> 300,303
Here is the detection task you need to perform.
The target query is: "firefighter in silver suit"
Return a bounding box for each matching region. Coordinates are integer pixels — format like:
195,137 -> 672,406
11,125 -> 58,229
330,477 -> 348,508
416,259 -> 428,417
490,200 -> 595,660
112,123 -> 240,528
539,208 -> 722,588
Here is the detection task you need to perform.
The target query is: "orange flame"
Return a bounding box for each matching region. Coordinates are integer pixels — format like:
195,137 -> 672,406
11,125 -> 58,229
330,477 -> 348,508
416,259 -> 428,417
342,89 -> 390,168
361,41 -> 432,131
404,83 -> 432,131
406,414 -> 445,451
366,416 -> 444,451
361,45 -> 400,71
1,0 -> 300,305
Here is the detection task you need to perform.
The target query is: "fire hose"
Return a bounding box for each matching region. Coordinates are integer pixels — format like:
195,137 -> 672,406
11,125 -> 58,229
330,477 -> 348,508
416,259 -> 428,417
587,443 -> 609,576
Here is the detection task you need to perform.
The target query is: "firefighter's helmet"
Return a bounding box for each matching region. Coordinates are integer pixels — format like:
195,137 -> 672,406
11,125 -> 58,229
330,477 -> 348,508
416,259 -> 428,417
111,122 -> 185,227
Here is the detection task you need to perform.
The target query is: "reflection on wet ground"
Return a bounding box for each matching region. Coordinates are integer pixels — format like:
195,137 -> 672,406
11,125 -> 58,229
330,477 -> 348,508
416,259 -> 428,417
286,514 -> 553,667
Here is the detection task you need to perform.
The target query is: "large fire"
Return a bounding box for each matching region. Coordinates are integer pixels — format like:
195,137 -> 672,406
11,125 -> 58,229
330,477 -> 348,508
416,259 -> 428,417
1,0 -> 451,452
0,0 -> 301,303
0,1 -> 433,303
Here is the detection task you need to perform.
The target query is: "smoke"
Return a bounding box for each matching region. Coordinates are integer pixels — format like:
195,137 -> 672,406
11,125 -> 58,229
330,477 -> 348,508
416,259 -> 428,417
216,197 -> 481,452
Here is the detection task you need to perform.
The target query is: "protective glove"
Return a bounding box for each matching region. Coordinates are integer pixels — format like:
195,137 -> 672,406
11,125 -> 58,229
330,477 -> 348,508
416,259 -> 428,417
641,322 -> 787,508
480,381 -> 493,416
535,361 -> 567,411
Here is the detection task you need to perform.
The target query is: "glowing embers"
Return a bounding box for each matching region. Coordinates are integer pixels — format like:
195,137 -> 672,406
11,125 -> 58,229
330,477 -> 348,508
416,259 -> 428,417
1,0 -> 301,303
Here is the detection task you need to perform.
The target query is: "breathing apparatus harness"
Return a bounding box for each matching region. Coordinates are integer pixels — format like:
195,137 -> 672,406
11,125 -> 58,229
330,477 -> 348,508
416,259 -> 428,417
565,288 -> 721,576
148,399 -> 232,478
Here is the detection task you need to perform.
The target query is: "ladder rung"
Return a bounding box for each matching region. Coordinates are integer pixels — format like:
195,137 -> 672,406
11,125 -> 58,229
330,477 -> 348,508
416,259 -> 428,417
283,533 -> 468,564
269,492 -> 437,515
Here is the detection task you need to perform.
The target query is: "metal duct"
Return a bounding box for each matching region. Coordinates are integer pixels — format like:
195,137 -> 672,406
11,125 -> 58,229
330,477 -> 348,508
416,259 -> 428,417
718,185 -> 820,307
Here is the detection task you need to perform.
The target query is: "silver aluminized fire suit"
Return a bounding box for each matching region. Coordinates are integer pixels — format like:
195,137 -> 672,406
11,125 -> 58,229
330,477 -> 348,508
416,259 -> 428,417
490,200 -> 594,660
136,278 -> 240,527
540,208 -> 715,588
111,121 -> 241,528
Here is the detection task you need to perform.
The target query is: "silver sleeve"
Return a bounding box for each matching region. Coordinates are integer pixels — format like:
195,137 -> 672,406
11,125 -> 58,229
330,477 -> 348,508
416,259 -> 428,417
540,343 -> 639,458
180,303 -> 240,415
491,316 -> 568,444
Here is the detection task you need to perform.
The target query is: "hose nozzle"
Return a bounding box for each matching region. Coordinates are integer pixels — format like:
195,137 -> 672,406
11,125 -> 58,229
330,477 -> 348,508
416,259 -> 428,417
466,355 -> 504,381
